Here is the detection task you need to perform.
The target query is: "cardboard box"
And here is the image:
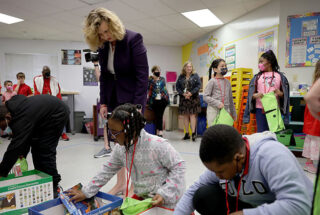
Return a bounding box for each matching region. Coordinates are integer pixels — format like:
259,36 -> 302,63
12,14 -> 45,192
28,192 -> 123,215
0,170 -> 53,215
137,206 -> 174,215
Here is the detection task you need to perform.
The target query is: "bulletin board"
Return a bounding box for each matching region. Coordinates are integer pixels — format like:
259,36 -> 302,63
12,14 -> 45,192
286,12 -> 320,67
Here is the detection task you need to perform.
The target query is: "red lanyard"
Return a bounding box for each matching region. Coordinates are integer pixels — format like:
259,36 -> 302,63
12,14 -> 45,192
216,78 -> 226,104
125,139 -> 138,197
263,72 -> 275,94
225,138 -> 250,215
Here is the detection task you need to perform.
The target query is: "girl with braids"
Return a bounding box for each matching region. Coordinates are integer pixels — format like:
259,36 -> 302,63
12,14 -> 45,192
204,58 -> 237,126
243,50 -> 290,132
67,103 -> 186,209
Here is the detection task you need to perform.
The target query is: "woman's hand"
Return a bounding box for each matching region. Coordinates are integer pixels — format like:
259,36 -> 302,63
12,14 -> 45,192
65,189 -> 86,203
152,194 -> 164,207
218,103 -> 224,109
100,105 -> 108,119
230,211 -> 243,215
253,93 -> 263,100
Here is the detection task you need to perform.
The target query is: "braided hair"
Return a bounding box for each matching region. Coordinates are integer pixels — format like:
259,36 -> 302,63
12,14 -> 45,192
208,59 -> 225,80
109,103 -> 146,151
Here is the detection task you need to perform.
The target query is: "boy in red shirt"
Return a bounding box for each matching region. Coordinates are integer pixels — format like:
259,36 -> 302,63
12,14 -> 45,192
13,72 -> 33,97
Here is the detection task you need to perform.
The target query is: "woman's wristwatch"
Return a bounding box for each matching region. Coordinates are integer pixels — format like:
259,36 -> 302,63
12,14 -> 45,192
94,64 -> 99,67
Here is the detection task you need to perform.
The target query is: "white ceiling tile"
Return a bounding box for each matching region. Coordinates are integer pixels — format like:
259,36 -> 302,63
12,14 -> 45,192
210,3 -> 248,23
201,0 -> 243,8
242,0 -> 270,11
156,14 -> 198,30
42,0 -> 88,10
121,0 -> 176,17
134,19 -> 173,33
10,0 -> 64,16
161,0 -> 207,13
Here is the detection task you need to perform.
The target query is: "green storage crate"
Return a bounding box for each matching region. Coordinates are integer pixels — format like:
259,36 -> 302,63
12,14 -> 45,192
276,129 -> 293,146
294,134 -> 305,148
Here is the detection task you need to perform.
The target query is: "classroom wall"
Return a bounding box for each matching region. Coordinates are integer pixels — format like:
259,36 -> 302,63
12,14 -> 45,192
0,38 -> 181,117
278,0 -> 320,86
184,0 -> 320,88
182,0 -> 280,77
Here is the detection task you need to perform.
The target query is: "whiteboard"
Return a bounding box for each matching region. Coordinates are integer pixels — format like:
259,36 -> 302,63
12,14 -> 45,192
4,53 -> 59,89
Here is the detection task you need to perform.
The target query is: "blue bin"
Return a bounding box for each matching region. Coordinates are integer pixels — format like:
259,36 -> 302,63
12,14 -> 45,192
197,115 -> 207,135
144,122 -> 156,135
29,192 -> 122,215
199,95 -> 208,108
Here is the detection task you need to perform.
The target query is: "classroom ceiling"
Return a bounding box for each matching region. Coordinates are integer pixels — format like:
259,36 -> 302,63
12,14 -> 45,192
0,0 -> 270,46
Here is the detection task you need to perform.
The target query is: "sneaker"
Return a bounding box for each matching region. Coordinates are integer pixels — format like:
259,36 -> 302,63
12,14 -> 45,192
94,148 -> 112,158
304,163 -> 317,174
61,133 -> 69,141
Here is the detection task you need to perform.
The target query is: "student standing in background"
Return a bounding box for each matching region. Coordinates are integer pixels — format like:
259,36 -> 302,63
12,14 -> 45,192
204,59 -> 237,126
243,50 -> 289,132
13,72 -> 33,97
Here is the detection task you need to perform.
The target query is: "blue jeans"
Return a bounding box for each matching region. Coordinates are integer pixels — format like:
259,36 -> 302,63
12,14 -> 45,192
256,108 -> 269,132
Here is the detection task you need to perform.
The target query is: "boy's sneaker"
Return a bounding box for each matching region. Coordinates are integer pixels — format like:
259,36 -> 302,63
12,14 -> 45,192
304,162 -> 317,174
94,148 -> 112,158
61,133 -> 69,141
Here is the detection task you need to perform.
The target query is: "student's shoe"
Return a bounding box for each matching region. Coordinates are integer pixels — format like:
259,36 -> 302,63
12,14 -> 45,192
304,163 -> 317,174
182,133 -> 190,140
94,148 -> 112,158
61,133 -> 69,141
192,132 -> 197,141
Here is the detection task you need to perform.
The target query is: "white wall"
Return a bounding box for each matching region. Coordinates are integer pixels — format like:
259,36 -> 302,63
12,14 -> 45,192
278,0 -> 320,86
187,0 -> 280,77
0,38 -> 181,117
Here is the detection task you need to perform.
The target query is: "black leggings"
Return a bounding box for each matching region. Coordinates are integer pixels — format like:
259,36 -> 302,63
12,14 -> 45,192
193,184 -> 253,215
151,99 -> 168,131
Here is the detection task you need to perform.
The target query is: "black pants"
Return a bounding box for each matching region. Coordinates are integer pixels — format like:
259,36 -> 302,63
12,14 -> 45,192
30,111 -> 68,190
151,99 -> 168,131
193,184 -> 253,215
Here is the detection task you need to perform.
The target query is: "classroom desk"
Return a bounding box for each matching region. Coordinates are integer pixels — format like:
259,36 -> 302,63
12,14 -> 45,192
61,91 -> 79,134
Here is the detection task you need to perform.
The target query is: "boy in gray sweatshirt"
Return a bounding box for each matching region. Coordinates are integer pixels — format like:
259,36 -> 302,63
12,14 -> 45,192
174,125 -> 313,215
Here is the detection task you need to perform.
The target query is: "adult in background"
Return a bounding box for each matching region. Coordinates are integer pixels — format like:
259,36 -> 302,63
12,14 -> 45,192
176,61 -> 201,141
33,66 -> 69,141
83,7 -> 148,195
0,95 -> 69,198
147,65 -> 169,137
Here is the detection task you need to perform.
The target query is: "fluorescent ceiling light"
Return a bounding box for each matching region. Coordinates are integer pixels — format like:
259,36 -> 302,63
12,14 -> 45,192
182,9 -> 223,27
0,13 -> 24,24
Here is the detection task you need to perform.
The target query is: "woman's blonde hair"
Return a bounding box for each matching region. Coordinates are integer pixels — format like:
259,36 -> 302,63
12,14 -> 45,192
313,60 -> 320,84
83,8 -> 125,51
151,65 -> 160,73
181,61 -> 195,75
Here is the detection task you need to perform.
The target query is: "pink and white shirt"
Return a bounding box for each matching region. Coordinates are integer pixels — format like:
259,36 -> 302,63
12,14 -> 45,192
2,91 -> 17,103
256,72 -> 281,109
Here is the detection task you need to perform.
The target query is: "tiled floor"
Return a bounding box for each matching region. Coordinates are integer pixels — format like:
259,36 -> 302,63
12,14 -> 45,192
0,130 -> 316,212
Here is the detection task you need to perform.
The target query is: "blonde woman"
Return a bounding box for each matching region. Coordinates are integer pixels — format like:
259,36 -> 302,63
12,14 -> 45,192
176,61 -> 201,141
83,8 -> 149,195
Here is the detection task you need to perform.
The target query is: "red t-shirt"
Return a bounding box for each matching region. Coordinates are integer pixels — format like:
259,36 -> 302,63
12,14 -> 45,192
13,83 -> 33,96
42,78 -> 52,95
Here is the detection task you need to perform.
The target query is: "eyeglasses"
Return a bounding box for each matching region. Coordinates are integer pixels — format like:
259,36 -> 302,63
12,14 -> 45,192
108,129 -> 124,139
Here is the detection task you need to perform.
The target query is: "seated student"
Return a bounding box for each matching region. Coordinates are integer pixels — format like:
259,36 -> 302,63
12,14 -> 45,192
13,72 -> 33,97
174,125 -> 313,215
67,103 -> 186,209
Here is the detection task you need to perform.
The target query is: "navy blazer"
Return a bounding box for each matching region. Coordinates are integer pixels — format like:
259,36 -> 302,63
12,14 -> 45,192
98,29 -> 149,110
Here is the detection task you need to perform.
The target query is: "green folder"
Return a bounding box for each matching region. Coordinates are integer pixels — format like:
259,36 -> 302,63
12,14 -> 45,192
212,108 -> 234,126
260,92 -> 285,132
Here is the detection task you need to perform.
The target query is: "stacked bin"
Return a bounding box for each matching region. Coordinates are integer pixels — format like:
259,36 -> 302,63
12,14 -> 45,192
230,68 -> 253,114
